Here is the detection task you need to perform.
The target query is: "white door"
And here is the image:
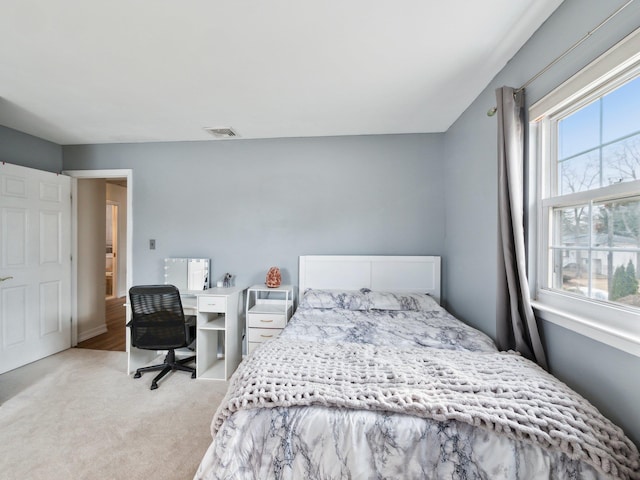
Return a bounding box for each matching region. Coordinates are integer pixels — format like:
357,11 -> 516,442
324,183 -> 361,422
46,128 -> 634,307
0,163 -> 71,374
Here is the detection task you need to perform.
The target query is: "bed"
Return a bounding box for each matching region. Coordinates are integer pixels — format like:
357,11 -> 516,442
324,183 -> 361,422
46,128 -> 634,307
194,255 -> 640,480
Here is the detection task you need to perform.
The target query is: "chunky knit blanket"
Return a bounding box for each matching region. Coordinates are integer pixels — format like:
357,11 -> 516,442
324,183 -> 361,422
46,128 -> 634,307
213,338 -> 640,480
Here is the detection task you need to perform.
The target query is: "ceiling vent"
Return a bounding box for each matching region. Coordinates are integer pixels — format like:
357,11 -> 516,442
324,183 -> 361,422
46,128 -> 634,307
204,127 -> 238,139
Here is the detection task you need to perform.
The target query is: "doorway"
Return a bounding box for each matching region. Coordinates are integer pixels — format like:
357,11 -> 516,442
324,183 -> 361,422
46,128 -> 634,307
64,169 -> 133,353
106,202 -> 118,299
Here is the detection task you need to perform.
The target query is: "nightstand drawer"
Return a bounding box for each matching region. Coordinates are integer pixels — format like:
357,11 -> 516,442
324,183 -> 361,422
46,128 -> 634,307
197,296 -> 227,313
248,327 -> 283,343
247,313 -> 287,329
248,342 -> 262,355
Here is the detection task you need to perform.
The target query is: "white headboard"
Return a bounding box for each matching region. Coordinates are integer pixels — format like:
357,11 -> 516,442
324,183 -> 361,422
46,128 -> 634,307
299,255 -> 441,303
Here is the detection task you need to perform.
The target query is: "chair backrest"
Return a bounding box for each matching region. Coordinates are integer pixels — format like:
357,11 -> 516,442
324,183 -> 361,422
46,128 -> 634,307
128,285 -> 188,350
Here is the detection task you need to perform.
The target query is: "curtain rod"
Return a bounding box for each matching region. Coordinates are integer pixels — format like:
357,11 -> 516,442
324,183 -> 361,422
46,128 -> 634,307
487,0 -> 635,117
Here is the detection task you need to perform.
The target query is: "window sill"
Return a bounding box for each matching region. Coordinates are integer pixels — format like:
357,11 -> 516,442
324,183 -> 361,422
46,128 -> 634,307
531,299 -> 640,358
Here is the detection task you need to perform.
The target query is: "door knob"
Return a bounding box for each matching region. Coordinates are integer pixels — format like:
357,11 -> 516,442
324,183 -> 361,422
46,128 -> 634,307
0,276 -> 14,282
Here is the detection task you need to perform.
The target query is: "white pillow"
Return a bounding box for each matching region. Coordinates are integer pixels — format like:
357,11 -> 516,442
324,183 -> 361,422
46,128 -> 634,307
364,290 -> 440,311
299,289 -> 370,310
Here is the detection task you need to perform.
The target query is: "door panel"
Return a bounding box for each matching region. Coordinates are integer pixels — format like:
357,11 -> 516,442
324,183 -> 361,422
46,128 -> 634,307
40,281 -> 61,336
4,208 -> 27,266
2,174 -> 27,197
2,286 -> 27,346
0,163 -> 71,374
40,211 -> 61,263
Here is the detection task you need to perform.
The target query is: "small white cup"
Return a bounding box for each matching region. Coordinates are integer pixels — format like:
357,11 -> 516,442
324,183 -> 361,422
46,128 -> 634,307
216,281 -> 223,288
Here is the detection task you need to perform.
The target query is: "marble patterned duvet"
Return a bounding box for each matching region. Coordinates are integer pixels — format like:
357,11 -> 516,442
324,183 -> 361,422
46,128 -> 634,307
194,292 -> 634,480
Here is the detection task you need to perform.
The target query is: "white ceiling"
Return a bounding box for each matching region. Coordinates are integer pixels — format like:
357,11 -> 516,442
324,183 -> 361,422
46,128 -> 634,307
0,0 -> 563,145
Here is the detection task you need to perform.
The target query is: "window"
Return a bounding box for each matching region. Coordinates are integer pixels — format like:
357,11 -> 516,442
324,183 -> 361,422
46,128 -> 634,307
530,29 -> 640,356
551,75 -> 640,304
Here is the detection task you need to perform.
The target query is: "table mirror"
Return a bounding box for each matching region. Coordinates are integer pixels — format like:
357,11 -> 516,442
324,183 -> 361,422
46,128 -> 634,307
164,258 -> 210,291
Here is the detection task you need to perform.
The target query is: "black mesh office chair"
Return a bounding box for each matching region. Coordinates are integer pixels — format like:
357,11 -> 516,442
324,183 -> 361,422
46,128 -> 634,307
127,285 -> 196,390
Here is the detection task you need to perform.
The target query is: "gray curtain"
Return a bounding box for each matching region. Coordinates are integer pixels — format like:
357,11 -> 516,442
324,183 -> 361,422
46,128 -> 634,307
495,86 -> 548,370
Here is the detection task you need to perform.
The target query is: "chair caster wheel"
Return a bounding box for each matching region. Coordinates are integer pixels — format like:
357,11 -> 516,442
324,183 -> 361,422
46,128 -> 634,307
150,383 -> 158,390
134,372 -> 141,379
191,372 -> 196,379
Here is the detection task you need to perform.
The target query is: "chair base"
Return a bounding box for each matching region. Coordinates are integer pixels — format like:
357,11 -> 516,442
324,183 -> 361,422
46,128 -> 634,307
134,349 -> 196,390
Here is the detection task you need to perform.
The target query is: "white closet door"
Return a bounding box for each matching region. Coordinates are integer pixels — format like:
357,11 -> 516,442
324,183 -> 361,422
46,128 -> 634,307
0,163 -> 71,374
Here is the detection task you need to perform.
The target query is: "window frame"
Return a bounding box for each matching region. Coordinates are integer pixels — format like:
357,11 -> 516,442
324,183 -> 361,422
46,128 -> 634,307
529,28 -> 640,357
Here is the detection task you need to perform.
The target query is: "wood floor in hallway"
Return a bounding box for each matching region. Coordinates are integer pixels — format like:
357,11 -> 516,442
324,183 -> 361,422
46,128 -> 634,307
77,296 -> 127,351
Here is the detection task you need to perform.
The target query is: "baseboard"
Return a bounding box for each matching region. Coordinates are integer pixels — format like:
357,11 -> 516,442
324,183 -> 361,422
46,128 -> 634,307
78,324 -> 108,342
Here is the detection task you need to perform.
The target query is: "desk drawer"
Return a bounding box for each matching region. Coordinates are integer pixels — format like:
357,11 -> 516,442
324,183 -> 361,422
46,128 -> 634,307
198,296 -> 227,313
248,327 -> 283,343
247,313 -> 287,329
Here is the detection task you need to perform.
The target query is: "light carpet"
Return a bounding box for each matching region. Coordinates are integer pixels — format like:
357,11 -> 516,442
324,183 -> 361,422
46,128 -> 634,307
0,348 -> 228,480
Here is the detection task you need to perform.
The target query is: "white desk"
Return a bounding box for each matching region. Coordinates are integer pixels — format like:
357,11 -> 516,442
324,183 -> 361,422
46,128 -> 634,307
127,286 -> 245,381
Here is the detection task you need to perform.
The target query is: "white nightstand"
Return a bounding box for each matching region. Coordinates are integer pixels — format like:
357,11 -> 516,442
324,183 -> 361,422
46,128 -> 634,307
245,284 -> 294,355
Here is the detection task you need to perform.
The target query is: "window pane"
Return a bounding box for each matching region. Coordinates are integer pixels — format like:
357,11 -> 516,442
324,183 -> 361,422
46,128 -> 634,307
591,252 -> 640,306
559,151 -> 601,194
602,132 -> 640,184
558,101 -> 600,160
592,197 -> 640,248
551,248 -> 590,294
602,76 -> 640,144
553,205 -> 589,246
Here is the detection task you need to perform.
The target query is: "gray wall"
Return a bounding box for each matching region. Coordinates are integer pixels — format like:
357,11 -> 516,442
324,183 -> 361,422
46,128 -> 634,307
0,125 -> 62,172
63,134 -> 445,290
443,0 -> 640,446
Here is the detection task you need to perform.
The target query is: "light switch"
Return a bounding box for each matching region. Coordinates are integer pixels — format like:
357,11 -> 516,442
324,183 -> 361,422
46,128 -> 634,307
149,239 -> 156,250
